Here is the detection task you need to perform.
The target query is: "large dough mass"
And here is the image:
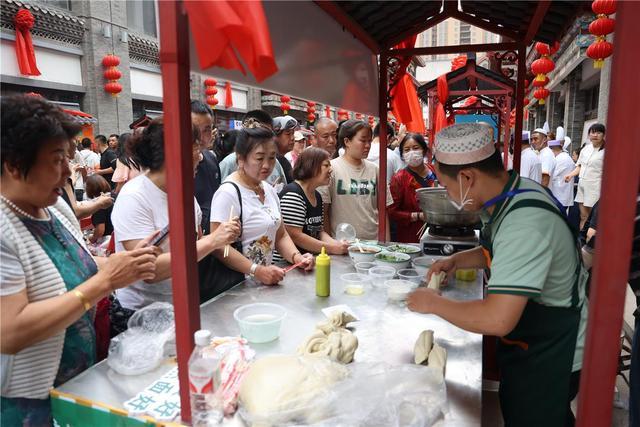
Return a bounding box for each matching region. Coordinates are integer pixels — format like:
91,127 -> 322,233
298,311 -> 358,363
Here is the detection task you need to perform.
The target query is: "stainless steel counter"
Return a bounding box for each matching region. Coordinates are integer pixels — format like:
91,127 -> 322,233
56,254 -> 484,426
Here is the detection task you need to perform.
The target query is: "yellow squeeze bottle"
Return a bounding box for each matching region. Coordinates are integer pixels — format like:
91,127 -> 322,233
315,247 -> 331,297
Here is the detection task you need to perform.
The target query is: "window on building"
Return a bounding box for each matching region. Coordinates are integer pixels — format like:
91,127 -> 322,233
459,23 -> 471,44
127,0 -> 157,37
584,85 -> 600,120
38,0 -> 71,10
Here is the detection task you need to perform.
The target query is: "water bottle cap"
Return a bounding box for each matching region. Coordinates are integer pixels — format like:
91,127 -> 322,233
194,329 -> 212,346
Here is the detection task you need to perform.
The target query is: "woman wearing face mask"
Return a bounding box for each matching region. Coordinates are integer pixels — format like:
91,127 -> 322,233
210,123 -> 315,286
389,133 -> 436,243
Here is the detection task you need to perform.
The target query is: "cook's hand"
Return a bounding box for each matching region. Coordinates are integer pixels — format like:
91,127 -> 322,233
96,194 -> 114,209
407,288 -> 441,314
328,239 -> 350,255
255,265 -> 285,285
100,247 -> 158,290
294,253 -> 315,271
427,256 -> 457,284
209,218 -> 241,249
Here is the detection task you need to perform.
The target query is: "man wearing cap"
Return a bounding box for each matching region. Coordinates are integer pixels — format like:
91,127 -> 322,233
285,130 -> 307,167
532,128 -> 556,188
519,131 -> 542,184
407,123 -> 588,426
313,117 -> 338,158
549,139 -> 576,214
273,115 -> 298,184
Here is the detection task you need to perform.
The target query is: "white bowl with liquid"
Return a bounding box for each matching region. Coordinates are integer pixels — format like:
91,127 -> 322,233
233,303 -> 286,343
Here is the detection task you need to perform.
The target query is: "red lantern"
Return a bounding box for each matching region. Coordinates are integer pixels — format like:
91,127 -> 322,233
104,81 -> 122,97
532,76 -> 550,87
524,98 -> 530,106
368,116 -> 375,126
524,79 -> 530,88
325,105 -> 331,118
534,42 -> 550,56
206,96 -> 219,107
280,95 -> 291,103
103,66 -> 122,81
589,16 -> 615,36
531,57 -> 555,81
338,109 -> 348,120
280,103 -> 291,114
102,54 -> 120,67
306,101 -> 316,108
592,0 -> 617,15
307,113 -> 316,122
586,40 -> 614,68
205,86 -> 218,96
550,41 -> 561,55
204,78 -> 217,87
533,88 -> 550,105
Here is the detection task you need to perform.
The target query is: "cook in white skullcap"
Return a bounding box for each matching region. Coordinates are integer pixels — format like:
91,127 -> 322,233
548,139 -> 563,147
434,123 -> 495,165
532,127 -> 547,136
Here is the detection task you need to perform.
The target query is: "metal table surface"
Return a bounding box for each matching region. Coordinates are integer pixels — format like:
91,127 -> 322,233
56,254 -> 484,426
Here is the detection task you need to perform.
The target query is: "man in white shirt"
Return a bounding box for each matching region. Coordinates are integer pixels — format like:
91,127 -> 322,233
519,131 -> 542,183
78,137 -> 100,171
548,139 -> 576,212
367,122 -> 403,183
531,128 -> 556,188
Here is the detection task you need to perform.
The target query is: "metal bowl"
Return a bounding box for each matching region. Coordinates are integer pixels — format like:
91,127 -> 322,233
416,187 -> 480,227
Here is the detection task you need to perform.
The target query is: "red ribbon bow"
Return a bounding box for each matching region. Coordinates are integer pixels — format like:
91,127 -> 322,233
14,8 -> 40,76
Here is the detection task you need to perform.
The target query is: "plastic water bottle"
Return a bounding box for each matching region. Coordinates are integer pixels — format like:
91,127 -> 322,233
189,330 -> 222,426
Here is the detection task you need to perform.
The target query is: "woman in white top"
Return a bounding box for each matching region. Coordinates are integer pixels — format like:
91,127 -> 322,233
564,123 -> 606,228
112,119 -> 240,316
210,122 -> 314,286
0,95 -> 159,424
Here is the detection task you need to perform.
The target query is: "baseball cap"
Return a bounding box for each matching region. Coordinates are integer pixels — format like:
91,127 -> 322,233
294,131 -> 306,141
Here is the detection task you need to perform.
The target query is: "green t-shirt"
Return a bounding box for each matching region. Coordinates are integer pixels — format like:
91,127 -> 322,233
481,173 -> 588,372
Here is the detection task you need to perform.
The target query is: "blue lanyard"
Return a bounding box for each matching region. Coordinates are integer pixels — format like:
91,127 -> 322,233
483,188 -> 567,216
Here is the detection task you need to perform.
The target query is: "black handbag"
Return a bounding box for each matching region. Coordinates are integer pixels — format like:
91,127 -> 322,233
198,182 -> 245,303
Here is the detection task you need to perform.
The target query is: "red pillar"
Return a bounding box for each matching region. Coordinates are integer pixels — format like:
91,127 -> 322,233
377,53 -> 388,242
576,2 -> 640,425
158,1 -> 201,422
513,44 -> 526,172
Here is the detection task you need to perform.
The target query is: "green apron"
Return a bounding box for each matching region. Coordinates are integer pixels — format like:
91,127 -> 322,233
480,180 -> 584,427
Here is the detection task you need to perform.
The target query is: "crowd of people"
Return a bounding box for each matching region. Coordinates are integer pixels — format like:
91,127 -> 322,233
0,93 -> 637,426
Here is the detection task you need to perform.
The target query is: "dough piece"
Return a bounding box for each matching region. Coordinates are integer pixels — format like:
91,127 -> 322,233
317,311 -> 356,334
413,330 -> 434,365
427,343 -> 447,375
239,354 -> 348,422
298,328 -> 359,364
428,271 -> 447,290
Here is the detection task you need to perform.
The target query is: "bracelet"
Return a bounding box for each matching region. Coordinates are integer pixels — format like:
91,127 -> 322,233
249,263 -> 259,278
290,251 -> 301,264
73,289 -> 92,312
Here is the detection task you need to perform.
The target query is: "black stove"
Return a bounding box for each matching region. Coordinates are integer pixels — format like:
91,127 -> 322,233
421,225 -> 479,256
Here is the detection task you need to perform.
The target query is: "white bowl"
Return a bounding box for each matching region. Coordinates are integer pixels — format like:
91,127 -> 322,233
374,251 -> 411,271
233,303 -> 286,343
348,245 -> 382,264
385,279 -> 419,302
385,244 -> 422,260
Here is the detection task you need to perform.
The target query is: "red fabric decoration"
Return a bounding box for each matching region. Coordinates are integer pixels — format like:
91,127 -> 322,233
325,105 -> 331,118
104,81 -> 123,96
451,55 -> 467,71
433,74 -> 449,135
586,40 -> 614,68
183,1 -> 277,82
103,67 -> 122,81
390,35 -> 425,133
592,0 -> 617,15
224,82 -> 233,108
102,54 -> 120,67
589,16 -> 615,36
13,8 -> 40,76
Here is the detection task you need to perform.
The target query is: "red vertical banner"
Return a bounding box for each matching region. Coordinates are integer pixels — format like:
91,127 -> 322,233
224,81 -> 233,108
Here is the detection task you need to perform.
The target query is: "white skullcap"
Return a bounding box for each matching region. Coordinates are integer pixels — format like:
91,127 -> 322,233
434,123 -> 495,165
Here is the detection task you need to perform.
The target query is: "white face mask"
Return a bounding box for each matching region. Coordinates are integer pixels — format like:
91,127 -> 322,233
449,175 -> 474,211
403,150 -> 424,167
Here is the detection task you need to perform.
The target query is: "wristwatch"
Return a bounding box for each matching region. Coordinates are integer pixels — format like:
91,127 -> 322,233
249,263 -> 259,278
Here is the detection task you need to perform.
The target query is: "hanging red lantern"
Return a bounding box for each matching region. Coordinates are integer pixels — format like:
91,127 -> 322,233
531,57 -> 555,81
592,0 -> 617,15
280,95 -> 291,103
338,109 -> 348,120
103,66 -> 122,81
205,86 -> 218,96
102,54 -> 120,68
534,42 -> 551,56
532,76 -> 550,87
280,103 -> 291,114
586,40 -> 614,69
524,98 -> 530,106
204,78 -> 219,108
306,101 -> 316,108
533,88 -> 550,105
524,79 -> 530,88
206,96 -> 219,107
306,101 -> 316,123
204,78 -> 217,87
104,81 -> 122,97
589,16 -> 615,36
307,113 -> 316,122
368,116 -> 375,126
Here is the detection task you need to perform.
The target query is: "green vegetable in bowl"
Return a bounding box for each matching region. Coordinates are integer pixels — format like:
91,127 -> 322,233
387,244 -> 420,254
375,252 -> 409,262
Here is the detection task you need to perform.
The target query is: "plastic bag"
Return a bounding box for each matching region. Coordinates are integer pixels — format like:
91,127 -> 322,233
107,302 -> 175,376
238,358 -> 447,427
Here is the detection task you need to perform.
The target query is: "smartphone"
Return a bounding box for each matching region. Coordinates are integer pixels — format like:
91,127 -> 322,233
148,225 -> 170,247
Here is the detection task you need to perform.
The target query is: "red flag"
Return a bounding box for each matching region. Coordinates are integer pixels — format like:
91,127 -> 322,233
184,1 -> 278,82
390,35 -> 425,133
224,81 -> 233,108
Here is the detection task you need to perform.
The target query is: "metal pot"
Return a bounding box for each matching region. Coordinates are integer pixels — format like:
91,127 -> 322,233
416,187 -> 480,227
